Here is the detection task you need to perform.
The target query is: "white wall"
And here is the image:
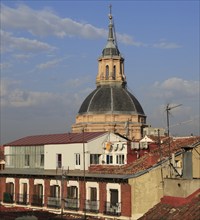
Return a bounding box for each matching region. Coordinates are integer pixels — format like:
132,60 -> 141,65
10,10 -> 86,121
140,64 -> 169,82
44,143 -> 85,170
43,133 -> 128,170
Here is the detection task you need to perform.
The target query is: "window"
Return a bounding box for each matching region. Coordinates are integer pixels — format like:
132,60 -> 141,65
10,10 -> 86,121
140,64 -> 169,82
113,65 -> 116,79
40,154 -> 44,167
56,154 -> 62,168
90,187 -> 97,201
22,183 -> 27,195
34,184 -> 43,197
6,182 -> 14,195
25,155 -> 30,167
110,189 -> 118,206
116,155 -> 125,164
106,155 -> 113,164
67,186 -> 78,199
75,154 -> 80,166
106,65 -> 109,79
90,154 -> 100,164
50,185 -> 60,198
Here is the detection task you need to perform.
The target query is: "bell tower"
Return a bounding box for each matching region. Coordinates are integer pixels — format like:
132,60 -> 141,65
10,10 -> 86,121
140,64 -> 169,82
96,5 -> 126,87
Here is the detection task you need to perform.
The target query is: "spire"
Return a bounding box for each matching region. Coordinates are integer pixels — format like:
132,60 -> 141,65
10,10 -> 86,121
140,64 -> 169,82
102,5 -> 120,57
96,5 -> 126,87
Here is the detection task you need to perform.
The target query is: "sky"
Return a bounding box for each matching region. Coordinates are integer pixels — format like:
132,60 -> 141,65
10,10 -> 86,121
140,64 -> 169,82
0,0 -> 199,144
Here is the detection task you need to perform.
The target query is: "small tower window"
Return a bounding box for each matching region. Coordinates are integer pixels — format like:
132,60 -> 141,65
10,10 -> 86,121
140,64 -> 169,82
113,65 -> 116,79
106,65 -> 109,80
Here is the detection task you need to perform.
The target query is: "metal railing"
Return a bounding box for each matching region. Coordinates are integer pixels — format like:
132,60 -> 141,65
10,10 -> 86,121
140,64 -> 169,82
64,198 -> 79,210
3,192 -> 14,204
104,201 -> 121,216
31,194 -> 44,207
16,193 -> 28,205
47,196 -> 61,209
85,200 -> 99,213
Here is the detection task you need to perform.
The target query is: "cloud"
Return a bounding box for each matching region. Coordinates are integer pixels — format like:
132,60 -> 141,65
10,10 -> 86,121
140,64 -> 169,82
153,39 -> 181,49
66,76 -> 92,88
1,4 -> 105,38
36,58 -> 64,70
0,62 -> 12,70
1,30 -> 56,53
1,3 -> 141,46
13,54 -> 32,60
1,78 -> 59,107
153,77 -> 199,99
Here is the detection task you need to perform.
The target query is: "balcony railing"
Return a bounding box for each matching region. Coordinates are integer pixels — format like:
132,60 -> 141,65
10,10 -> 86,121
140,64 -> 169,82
47,197 -> 61,209
64,198 -> 79,210
85,200 -> 99,213
31,194 -> 44,207
104,202 -> 121,216
16,193 -> 28,205
3,192 -> 14,204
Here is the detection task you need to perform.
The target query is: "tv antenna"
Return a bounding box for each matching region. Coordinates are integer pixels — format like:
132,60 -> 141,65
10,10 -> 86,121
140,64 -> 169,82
165,103 -> 182,177
166,103 -> 182,137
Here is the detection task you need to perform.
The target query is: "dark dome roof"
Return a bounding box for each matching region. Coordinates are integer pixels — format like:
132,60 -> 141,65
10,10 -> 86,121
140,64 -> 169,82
78,85 -> 145,115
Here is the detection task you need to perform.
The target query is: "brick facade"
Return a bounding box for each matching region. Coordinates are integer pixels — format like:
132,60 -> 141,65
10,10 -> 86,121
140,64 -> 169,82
121,183 -> 131,217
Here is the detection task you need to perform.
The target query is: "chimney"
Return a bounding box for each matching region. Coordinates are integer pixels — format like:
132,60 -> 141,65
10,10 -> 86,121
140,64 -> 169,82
182,147 -> 193,179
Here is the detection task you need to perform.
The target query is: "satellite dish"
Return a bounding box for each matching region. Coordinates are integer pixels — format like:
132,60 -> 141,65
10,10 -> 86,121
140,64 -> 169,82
114,144 -> 118,151
119,143 -> 125,151
106,142 -> 112,151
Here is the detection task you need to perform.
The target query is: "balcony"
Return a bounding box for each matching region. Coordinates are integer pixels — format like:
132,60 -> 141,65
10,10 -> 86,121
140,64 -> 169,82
104,202 -> 121,216
85,200 -> 99,213
31,194 -> 44,207
47,197 -> 61,209
64,198 -> 79,210
16,193 -> 28,205
3,192 -> 14,204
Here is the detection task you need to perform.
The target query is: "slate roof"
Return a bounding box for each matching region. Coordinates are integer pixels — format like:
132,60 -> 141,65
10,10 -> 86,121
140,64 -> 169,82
78,85 -> 145,115
4,132 -> 107,146
139,192 -> 200,220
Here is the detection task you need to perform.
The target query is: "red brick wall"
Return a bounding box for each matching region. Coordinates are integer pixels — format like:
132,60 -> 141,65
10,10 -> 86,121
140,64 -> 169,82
15,178 -> 19,202
29,178 -> 34,205
0,177 -> 6,202
99,182 -> 106,213
121,183 -> 131,217
44,179 -> 50,207
79,180 -> 86,211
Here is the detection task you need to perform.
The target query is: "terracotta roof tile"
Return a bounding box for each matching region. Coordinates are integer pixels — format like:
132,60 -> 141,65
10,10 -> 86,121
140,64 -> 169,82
4,132 -> 107,146
89,136 -> 200,175
139,193 -> 200,220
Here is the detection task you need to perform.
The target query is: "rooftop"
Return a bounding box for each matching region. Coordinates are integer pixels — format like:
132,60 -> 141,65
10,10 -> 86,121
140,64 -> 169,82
3,132 -> 107,146
139,191 -> 200,220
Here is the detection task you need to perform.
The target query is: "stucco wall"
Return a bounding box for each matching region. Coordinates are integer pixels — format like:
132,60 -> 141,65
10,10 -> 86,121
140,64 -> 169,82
193,145 -> 200,178
164,178 -> 200,197
129,163 -> 170,219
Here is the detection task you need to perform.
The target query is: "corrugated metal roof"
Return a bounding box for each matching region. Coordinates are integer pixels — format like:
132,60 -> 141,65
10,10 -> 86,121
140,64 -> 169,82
4,132 -> 107,146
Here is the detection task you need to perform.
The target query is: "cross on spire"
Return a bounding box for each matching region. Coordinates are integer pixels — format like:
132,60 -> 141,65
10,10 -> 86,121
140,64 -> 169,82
109,4 -> 112,20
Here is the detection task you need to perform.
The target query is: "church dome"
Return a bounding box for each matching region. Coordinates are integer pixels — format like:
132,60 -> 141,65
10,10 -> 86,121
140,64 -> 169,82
72,6 -> 147,140
78,85 -> 145,115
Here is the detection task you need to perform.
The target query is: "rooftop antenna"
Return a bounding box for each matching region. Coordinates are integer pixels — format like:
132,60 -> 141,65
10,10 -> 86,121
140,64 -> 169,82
165,103 -> 182,177
166,103 -> 182,137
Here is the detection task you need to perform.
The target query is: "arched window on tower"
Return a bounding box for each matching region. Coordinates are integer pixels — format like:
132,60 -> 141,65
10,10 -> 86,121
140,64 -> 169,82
106,65 -> 109,80
113,65 -> 116,80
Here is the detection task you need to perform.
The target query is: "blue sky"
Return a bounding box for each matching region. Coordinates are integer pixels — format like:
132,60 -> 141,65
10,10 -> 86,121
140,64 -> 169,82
1,0 -> 199,144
